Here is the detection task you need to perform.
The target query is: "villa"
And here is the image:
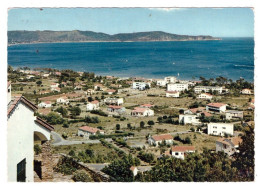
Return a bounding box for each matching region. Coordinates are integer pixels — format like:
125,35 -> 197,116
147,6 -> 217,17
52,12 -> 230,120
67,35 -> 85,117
86,100 -> 100,111
148,134 -> 173,146
170,146 -> 195,160
107,105 -> 126,114
38,101 -> 52,108
167,83 -> 189,92
104,97 -> 124,105
240,88 -> 253,95
216,137 -> 242,156
78,126 -> 104,139
197,93 -> 213,100
56,96 -> 69,104
166,91 -> 180,98
207,122 -> 234,136
131,107 -> 154,117
225,110 -> 243,120
206,102 -> 227,113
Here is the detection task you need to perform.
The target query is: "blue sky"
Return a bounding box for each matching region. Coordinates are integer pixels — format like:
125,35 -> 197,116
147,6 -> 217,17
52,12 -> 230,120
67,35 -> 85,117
8,8 -> 254,37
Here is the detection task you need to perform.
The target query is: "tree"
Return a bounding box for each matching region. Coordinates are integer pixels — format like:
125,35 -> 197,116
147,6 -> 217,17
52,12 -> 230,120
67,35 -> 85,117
232,124 -> 254,181
127,123 -> 132,130
36,80 -> 42,86
147,120 -> 155,127
56,106 -> 68,117
70,106 -> 81,117
140,121 -> 145,128
116,124 -> 121,130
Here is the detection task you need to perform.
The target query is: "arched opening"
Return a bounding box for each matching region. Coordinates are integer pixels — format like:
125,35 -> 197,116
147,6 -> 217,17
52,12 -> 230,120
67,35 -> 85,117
34,131 -> 48,144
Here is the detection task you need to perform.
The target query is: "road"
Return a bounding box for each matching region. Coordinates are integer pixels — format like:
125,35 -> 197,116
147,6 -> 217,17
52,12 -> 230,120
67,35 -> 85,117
51,131 -> 100,146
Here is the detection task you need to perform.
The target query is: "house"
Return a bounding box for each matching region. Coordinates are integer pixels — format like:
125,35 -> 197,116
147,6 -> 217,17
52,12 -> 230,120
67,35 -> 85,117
86,100 -> 100,111
156,80 -> 167,87
130,166 -> 138,176
184,107 -> 212,117
131,107 -> 154,117
56,96 -> 69,104
164,76 -> 177,84
104,97 -> 124,105
55,72 -> 61,76
206,103 -> 227,113
240,88 -> 252,95
197,93 -> 213,100
207,122 -> 234,136
106,89 -> 116,95
50,83 -> 59,88
225,110 -> 243,120
38,101 -> 52,108
94,84 -> 105,91
40,90 -> 51,95
51,87 -> 61,92
78,126 -> 104,139
194,86 -> 223,94
170,146 -> 195,160
166,91 -> 180,98
167,83 -> 188,92
7,83 -> 54,182
179,114 -> 201,125
26,75 -> 35,79
132,82 -> 151,90
216,137 -> 242,156
86,89 -> 95,95
107,105 -> 126,114
148,134 -> 173,146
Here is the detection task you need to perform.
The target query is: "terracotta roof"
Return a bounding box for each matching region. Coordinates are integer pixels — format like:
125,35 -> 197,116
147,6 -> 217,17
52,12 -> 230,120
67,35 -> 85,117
79,126 -> 102,133
108,105 -> 122,109
8,96 -> 38,116
202,111 -> 212,117
107,89 -> 116,92
216,137 -> 242,147
43,101 -> 52,104
171,146 -> 195,152
189,107 -> 205,114
201,93 -> 212,96
35,117 -> 54,131
140,104 -> 153,108
207,103 -> 226,108
166,91 -> 179,94
132,107 -> 148,113
152,134 -> 173,141
90,100 -> 99,104
130,166 -> 137,171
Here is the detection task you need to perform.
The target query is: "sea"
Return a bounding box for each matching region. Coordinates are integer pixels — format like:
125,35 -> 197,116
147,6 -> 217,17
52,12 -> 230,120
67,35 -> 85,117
8,38 -> 254,82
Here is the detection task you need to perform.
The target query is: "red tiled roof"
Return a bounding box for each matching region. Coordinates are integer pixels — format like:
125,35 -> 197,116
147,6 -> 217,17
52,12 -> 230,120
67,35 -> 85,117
152,134 -> 173,141
216,137 -> 242,146
140,104 -> 153,108
8,96 -> 38,116
132,107 -> 148,113
107,89 -> 116,92
79,126 -> 102,133
35,117 -> 54,131
166,91 -> 179,94
207,103 -> 226,108
201,93 -> 212,96
108,105 -> 122,109
130,166 -> 136,171
44,101 -> 52,104
90,100 -> 99,104
171,146 -> 195,152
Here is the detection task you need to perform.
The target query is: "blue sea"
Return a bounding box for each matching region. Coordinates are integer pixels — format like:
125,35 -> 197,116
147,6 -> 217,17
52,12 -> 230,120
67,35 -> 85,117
8,38 -> 254,82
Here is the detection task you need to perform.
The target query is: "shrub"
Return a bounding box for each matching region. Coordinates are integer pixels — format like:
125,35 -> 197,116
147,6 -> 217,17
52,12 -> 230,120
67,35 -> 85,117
34,144 -> 42,155
73,170 -> 92,182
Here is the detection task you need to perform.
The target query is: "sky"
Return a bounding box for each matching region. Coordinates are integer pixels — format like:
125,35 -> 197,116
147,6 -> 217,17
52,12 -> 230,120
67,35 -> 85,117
8,8 -> 254,37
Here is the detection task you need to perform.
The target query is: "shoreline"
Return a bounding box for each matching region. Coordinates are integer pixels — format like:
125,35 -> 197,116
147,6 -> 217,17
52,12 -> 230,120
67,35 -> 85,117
8,39 -> 222,46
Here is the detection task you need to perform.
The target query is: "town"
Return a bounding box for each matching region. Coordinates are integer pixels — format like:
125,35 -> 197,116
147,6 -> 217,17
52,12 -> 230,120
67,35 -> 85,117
7,66 -> 254,182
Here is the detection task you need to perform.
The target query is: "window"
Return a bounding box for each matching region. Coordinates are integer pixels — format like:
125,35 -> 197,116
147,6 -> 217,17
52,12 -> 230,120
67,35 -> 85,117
223,127 -> 226,129
175,152 -> 179,156
17,158 -> 26,182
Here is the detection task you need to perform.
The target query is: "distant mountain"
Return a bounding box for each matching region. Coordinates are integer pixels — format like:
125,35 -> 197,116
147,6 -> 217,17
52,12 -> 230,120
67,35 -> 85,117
8,30 -> 221,44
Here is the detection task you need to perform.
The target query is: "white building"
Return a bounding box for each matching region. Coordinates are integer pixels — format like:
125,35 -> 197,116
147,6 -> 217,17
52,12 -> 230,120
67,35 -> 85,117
194,86 -> 223,94
225,110 -> 243,120
50,83 -> 59,88
156,80 -> 167,87
107,105 -> 126,114
206,103 -> 227,113
207,122 -> 234,136
164,76 -> 177,84
166,91 -> 180,98
132,82 -> 151,90
38,101 -> 52,108
148,134 -> 173,146
216,137 -> 242,156
104,97 -> 124,105
86,100 -> 100,111
170,146 -> 195,160
7,82 -> 54,182
197,93 -> 213,100
240,88 -> 252,95
131,107 -> 154,117
179,114 -> 201,126
130,166 -> 138,176
106,89 -> 116,95
56,96 -> 69,104
167,83 -> 188,92
77,126 -> 104,139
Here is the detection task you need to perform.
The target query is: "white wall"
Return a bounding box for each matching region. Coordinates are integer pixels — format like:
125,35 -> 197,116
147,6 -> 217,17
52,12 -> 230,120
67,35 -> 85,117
167,83 -> 188,92
207,123 -> 234,136
7,102 -> 35,182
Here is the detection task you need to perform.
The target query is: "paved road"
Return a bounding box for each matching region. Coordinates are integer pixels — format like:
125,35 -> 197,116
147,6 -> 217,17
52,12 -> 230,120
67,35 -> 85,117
51,131 -> 100,146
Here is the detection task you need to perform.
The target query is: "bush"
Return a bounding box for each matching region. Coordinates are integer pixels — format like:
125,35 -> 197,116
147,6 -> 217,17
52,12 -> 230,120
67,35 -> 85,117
73,171 -> 92,182
34,144 -> 42,155
54,157 -> 77,175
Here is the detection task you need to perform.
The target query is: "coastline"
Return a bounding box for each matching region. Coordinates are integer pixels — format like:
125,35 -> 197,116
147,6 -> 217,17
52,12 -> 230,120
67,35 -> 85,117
8,38 -> 222,46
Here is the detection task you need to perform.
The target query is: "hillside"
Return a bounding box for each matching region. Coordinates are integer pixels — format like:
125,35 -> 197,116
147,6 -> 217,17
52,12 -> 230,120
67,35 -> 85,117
8,30 -> 221,44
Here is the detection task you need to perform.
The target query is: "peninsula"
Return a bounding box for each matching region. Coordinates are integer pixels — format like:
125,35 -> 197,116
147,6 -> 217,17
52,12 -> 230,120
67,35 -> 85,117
8,30 -> 221,45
